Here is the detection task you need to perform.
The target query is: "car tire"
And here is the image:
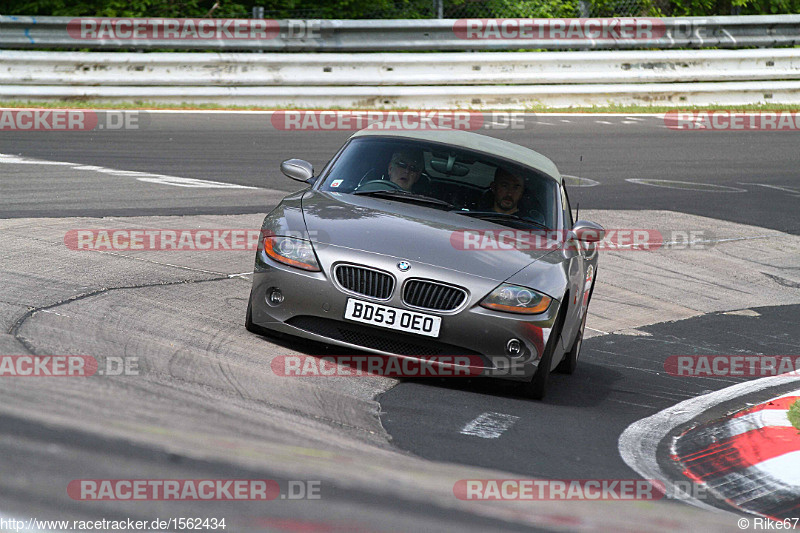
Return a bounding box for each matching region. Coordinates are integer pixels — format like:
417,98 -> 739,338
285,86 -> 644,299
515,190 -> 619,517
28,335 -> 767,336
556,276 -> 596,375
556,310 -> 585,375
520,296 -> 568,401
245,294 -> 259,334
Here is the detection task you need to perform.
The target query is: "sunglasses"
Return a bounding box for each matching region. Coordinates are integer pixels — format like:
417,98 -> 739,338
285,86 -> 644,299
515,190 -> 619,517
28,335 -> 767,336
393,160 -> 421,173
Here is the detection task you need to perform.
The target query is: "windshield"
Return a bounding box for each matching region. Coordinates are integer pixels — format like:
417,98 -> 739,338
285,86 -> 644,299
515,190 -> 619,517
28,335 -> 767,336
318,137 -> 560,229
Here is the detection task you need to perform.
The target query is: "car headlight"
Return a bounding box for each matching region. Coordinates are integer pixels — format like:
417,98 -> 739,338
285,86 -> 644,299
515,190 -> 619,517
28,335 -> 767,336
480,283 -> 552,314
263,236 -> 320,272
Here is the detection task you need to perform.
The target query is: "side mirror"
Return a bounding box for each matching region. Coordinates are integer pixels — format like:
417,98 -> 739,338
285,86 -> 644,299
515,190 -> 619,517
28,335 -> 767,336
572,220 -> 605,243
281,159 -> 314,183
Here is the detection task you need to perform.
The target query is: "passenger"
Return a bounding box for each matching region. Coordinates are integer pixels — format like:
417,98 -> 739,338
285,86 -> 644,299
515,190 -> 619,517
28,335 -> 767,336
490,168 -> 525,215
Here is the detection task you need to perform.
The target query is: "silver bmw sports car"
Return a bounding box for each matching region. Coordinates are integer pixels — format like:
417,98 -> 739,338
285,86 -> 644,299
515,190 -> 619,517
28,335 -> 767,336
246,127 -> 604,399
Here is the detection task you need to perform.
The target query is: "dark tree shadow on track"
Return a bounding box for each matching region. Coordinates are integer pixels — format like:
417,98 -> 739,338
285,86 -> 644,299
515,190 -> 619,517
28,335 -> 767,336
399,356 -> 625,407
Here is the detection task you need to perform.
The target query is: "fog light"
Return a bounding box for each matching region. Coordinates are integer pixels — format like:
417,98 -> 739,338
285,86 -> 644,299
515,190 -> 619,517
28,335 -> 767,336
267,288 -> 284,306
506,339 -> 523,357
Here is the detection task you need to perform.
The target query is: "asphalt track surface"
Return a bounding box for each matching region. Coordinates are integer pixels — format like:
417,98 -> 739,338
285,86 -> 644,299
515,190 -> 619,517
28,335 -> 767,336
1,113 -> 799,233
381,304 -> 800,481
2,112 -> 800,531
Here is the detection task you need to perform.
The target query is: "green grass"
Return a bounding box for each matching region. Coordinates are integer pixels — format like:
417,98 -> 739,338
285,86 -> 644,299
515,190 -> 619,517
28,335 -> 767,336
2,100 -> 800,113
523,103 -> 800,113
789,399 -> 800,432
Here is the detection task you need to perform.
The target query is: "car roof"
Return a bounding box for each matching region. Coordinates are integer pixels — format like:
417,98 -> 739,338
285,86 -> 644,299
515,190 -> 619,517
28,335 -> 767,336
350,126 -> 562,184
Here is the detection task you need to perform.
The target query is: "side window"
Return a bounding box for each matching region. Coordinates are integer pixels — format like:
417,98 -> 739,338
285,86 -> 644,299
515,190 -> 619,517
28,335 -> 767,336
561,186 -> 574,228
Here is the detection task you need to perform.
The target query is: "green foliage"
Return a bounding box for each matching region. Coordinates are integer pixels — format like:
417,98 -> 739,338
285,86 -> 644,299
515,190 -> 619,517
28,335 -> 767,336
789,400 -> 800,432
1,0 -> 798,18
3,100 -> 800,112
742,0 -> 800,14
1,0 -> 241,17
669,0 -> 800,15
591,0 -> 664,16
668,0 -> 719,16
442,0 -> 579,18
0,0 -> 412,18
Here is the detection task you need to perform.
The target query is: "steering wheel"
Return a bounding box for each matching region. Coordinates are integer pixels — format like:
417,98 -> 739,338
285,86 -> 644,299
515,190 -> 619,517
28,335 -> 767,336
521,195 -> 547,226
355,179 -> 404,192
523,209 -> 547,226
358,168 -> 380,185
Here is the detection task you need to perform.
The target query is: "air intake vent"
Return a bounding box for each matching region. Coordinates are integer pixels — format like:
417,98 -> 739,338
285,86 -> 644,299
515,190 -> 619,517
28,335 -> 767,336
403,280 -> 467,311
335,265 -> 394,300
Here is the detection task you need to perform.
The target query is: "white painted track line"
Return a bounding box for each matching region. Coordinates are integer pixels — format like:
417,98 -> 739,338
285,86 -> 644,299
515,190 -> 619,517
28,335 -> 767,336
0,153 -> 257,189
460,412 -> 520,439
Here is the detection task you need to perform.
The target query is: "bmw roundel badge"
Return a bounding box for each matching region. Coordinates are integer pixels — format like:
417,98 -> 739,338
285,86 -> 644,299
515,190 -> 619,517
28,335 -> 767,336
397,261 -> 411,272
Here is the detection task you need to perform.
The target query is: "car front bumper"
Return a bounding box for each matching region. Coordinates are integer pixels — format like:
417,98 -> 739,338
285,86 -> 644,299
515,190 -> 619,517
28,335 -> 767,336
249,245 -> 562,382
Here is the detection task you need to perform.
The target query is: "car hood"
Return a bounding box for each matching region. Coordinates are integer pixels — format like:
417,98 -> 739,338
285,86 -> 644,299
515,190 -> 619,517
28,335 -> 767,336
301,191 -> 558,281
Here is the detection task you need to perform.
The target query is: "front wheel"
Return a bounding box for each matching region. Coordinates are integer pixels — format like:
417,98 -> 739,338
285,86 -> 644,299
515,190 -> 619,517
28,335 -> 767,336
519,298 -> 568,400
556,310 -> 585,375
557,275 -> 595,375
245,294 -> 259,333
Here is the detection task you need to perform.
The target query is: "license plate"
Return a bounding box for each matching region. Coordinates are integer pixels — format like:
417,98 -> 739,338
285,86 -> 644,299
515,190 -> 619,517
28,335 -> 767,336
343,298 -> 441,338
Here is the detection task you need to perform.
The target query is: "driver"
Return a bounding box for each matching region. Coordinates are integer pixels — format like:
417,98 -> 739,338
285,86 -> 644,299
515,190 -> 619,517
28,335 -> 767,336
387,150 -> 423,191
490,168 -> 525,215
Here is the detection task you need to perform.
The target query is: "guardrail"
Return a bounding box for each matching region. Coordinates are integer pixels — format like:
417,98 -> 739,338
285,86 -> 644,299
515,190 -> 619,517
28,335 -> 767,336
2,49 -> 798,108
1,15 -> 799,51
2,80 -> 797,108
4,49 -> 800,86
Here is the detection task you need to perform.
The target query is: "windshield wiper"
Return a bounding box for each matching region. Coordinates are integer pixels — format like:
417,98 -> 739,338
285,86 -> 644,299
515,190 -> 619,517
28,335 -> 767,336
353,190 -> 455,210
454,210 -> 548,229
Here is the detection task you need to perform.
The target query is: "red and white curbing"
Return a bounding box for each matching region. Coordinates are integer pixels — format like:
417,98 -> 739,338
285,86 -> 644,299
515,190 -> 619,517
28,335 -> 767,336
671,390 -> 800,519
